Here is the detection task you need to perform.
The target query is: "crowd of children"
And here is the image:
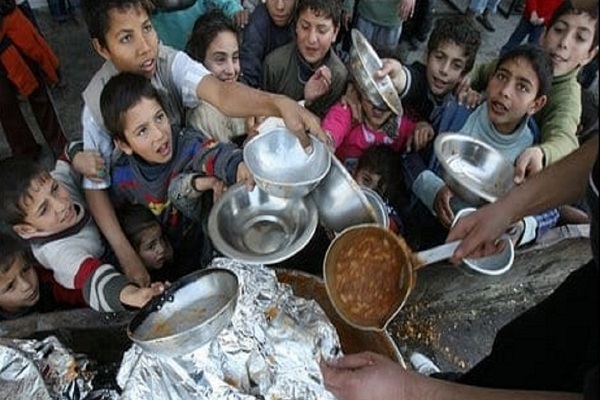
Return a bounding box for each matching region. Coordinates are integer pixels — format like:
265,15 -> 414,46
0,0 -> 598,338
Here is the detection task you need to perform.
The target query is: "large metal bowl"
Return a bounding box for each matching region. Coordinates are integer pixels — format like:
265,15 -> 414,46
362,187 -> 390,229
349,29 -> 403,116
434,133 -> 515,206
128,268 -> 238,358
311,153 -> 378,233
243,127 -> 331,198
208,183 -> 319,264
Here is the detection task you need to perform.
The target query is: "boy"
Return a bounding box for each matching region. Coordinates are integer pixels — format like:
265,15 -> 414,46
262,0 -> 348,118
100,72 -> 252,275
0,157 -> 165,313
79,0 -> 323,287
411,45 -> 557,246
0,232 -> 85,320
468,1 -> 599,181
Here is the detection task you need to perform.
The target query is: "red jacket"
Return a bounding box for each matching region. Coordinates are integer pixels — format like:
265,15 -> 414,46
524,0 -> 563,25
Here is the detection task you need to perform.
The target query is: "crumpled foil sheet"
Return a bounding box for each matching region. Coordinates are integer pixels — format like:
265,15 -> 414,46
0,335 -> 102,400
118,259 -> 341,399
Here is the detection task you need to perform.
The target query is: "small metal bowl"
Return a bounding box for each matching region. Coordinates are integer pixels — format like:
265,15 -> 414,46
243,127 -> 331,198
311,153 -> 378,233
349,29 -> 403,116
435,133 -> 515,206
208,183 -> 318,264
361,187 -> 390,229
128,268 -> 238,358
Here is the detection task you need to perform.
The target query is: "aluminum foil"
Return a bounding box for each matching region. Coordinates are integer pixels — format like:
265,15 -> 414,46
0,335 -> 105,400
118,259 -> 341,399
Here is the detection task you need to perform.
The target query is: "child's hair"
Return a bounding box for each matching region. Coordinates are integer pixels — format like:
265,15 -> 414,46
295,0 -> 341,28
427,15 -> 481,75
186,9 -> 238,63
81,0 -> 154,48
0,232 -> 29,275
0,157 -> 47,226
548,0 -> 599,49
100,72 -> 166,142
117,204 -> 161,250
496,44 -> 554,97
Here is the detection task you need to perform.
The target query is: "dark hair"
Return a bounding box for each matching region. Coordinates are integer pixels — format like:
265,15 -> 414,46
295,0 -> 341,29
100,72 -> 165,142
427,15 -> 481,74
496,44 -> 554,97
0,232 -> 29,274
0,157 -> 48,225
117,204 -> 161,250
81,0 -> 154,48
186,9 -> 238,63
355,145 -> 409,211
548,0 -> 599,49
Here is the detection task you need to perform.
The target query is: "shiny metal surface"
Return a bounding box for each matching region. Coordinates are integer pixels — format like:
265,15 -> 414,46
208,183 -> 318,264
361,187 -> 390,229
243,127 -> 331,198
128,269 -> 238,358
349,29 -> 403,116
311,153 -> 378,233
435,133 -> 515,205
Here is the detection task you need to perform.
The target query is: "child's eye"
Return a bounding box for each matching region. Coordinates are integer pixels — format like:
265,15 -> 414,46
137,128 -> 148,137
143,23 -> 153,33
119,34 -> 132,44
516,83 -> 530,93
156,111 -> 166,123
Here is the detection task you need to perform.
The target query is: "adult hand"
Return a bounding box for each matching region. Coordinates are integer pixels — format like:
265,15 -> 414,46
321,352 -> 409,400
407,121 -> 434,152
434,185 -> 455,227
72,150 -> 106,182
398,0 -> 415,20
274,96 -> 327,149
304,66 -> 332,105
514,146 -> 544,184
234,9 -> 249,28
376,58 -> 406,92
119,282 -> 167,309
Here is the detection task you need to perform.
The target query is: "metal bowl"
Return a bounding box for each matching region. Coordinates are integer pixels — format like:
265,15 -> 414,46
434,133 -> 515,206
311,153 -> 378,233
208,183 -> 319,264
128,268 -> 238,358
361,187 -> 390,229
349,29 -> 403,116
243,127 -> 331,198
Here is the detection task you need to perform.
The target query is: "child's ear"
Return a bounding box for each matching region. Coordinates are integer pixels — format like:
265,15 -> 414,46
92,38 -> 112,61
528,94 -> 548,116
114,138 -> 134,155
581,45 -> 599,68
13,224 -> 38,240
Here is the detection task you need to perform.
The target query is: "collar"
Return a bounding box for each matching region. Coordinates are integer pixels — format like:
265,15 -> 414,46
27,203 -> 91,246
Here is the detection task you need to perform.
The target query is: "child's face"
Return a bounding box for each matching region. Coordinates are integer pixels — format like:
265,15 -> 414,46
295,8 -> 339,66
360,95 -> 394,130
266,0 -> 296,27
425,41 -> 470,98
204,31 -> 240,83
541,12 -> 599,76
486,57 -> 547,134
115,97 -> 174,164
354,168 -> 383,193
137,224 -> 173,270
93,4 -> 159,79
0,254 -> 39,314
14,174 -> 80,238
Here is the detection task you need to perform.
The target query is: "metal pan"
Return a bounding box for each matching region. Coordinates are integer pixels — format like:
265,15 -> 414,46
128,268 -> 238,358
323,224 -> 514,331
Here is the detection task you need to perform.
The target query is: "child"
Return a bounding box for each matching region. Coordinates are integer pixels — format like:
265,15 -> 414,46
0,157 -> 166,313
79,0 -> 322,287
468,1 -> 599,180
186,10 -> 246,143
411,44 -> 557,246
240,0 -> 296,88
262,0 -> 348,118
117,204 -> 174,282
0,232 -> 85,320
100,72 -> 253,273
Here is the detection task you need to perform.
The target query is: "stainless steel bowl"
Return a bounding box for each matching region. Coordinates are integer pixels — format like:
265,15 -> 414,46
311,153 -> 378,233
349,29 -> 403,116
243,127 -> 331,198
361,187 -> 390,229
434,133 -> 515,206
128,269 -> 238,358
208,183 -> 319,264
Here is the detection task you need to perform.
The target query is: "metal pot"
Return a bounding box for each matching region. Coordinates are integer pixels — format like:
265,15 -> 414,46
128,268 -> 238,358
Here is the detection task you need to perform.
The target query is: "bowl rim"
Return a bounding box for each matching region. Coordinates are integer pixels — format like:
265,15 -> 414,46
208,183 -> 319,264
434,132 -> 515,203
350,29 -> 403,116
243,129 -> 331,187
